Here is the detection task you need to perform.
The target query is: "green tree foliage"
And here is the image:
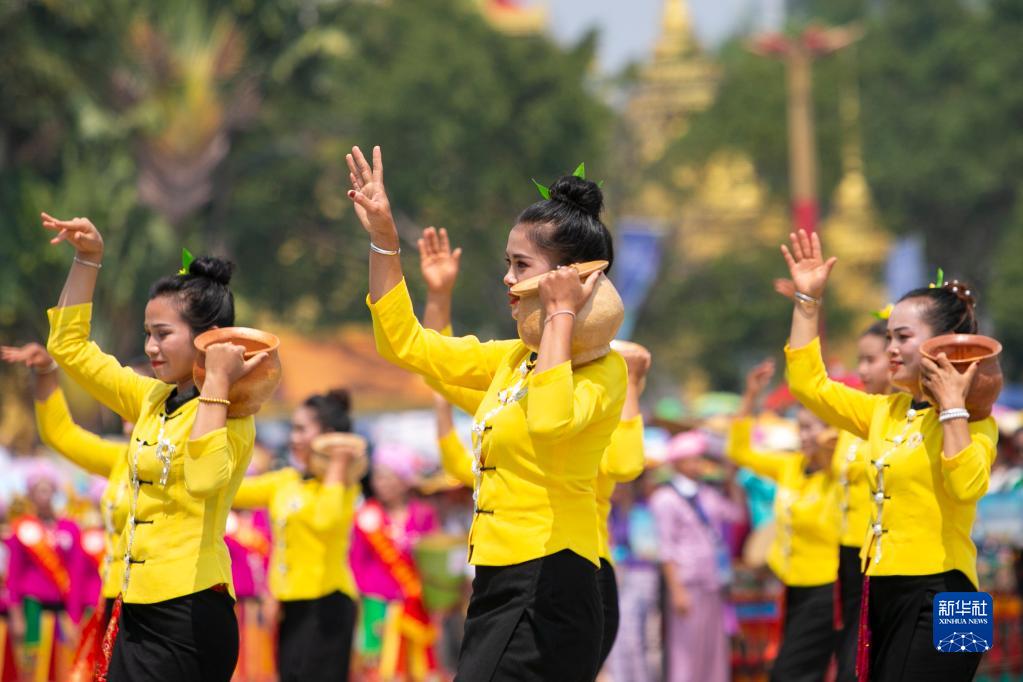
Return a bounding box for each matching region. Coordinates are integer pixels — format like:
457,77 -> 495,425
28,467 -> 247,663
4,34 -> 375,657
1,0 -> 611,363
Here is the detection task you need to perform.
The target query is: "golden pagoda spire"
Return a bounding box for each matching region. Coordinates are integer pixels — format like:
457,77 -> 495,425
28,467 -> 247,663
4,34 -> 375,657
655,0 -> 697,59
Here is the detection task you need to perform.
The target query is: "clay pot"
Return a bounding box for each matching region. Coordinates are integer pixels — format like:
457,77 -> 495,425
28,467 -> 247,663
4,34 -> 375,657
919,334 -> 1003,420
193,327 -> 282,418
311,432 -> 369,484
511,261 -> 625,365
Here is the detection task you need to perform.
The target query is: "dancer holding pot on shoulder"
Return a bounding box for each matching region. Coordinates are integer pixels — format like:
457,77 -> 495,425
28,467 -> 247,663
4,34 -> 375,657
781,229 -> 998,682
348,146 -> 627,681
42,213 -> 269,681
233,389 -> 365,682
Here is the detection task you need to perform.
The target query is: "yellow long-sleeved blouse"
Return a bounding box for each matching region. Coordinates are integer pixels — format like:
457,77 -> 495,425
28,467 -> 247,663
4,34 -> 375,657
47,303 -> 256,603
727,417 -> 840,587
35,388 -> 129,598
786,337 -> 996,588
233,468 -> 358,601
596,415 -> 645,561
831,429 -> 872,548
369,279 -> 626,567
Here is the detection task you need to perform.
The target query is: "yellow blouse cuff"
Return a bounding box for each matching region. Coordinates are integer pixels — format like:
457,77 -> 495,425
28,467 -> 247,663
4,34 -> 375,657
784,336 -> 825,380
47,302 -> 94,328
530,360 -> 572,388
365,278 -> 412,318
940,441 -> 981,472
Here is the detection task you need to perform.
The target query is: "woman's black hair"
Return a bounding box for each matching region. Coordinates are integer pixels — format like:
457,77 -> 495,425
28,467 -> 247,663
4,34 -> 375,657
303,388 -> 353,433
897,280 -> 978,335
517,175 -> 614,271
149,256 -> 235,334
862,319 -> 888,339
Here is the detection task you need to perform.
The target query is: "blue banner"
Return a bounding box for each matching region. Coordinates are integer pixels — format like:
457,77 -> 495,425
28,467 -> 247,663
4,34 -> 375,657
612,219 -> 665,340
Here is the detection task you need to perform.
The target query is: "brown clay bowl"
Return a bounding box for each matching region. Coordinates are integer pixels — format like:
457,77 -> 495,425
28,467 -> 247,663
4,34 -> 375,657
311,432 -> 369,484
514,263 -> 624,365
193,327 -> 282,418
919,334 -> 1003,420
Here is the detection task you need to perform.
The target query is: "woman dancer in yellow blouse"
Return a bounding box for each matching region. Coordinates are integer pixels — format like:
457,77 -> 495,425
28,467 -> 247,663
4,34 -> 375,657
348,147 -> 626,681
727,359 -> 840,682
832,319 -> 890,682
416,226 -> 648,671
2,342 -> 139,678
232,390 -> 363,682
41,213 -> 265,681
781,229 -> 995,682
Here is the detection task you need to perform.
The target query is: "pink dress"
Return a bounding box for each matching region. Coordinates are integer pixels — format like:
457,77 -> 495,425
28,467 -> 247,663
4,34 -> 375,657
5,517 -> 89,623
349,499 -> 438,601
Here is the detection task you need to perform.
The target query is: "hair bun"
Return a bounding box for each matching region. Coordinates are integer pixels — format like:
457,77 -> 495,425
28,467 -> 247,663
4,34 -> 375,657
548,175 -> 604,219
942,279 -> 977,308
189,256 -> 234,286
325,388 -> 352,413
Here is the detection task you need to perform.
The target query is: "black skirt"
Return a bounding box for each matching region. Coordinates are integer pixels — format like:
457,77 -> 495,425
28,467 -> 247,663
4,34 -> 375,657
596,558 -> 620,668
108,588 -> 239,682
456,549 -> 603,682
770,583 -> 836,682
867,570 -> 982,682
278,591 -> 357,682
836,545 -> 863,682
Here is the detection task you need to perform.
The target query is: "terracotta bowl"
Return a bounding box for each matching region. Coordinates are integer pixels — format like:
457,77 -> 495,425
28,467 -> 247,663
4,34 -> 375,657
512,261 -> 624,365
311,432 -> 369,483
919,334 -> 1003,420
193,327 -> 282,418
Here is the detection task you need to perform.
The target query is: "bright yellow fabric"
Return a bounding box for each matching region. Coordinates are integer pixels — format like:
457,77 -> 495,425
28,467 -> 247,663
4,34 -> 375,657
437,430 -> 474,488
727,418 -> 840,587
35,388 -> 129,598
831,430 -> 871,548
47,303 -> 256,603
786,337 -> 997,587
595,415 -> 645,561
368,279 -> 626,567
233,468 -> 358,601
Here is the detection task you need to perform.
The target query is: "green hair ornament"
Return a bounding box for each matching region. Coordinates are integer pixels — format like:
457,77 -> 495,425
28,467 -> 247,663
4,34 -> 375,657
178,248 -> 195,275
928,267 -> 944,289
532,162 -> 602,199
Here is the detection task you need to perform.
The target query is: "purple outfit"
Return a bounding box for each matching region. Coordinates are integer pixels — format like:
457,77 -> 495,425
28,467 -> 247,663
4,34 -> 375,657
349,499 -> 437,600
650,477 -> 745,682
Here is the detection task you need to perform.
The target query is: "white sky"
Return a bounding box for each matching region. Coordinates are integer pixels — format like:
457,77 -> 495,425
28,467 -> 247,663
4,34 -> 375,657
524,0 -> 783,72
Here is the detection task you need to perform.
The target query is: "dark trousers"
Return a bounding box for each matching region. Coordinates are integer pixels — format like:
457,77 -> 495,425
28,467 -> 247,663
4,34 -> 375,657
596,558 -> 620,669
770,583 -> 836,682
868,570 -> 982,682
456,549 -> 603,682
836,545 -> 863,681
108,588 -> 238,682
278,591 -> 357,682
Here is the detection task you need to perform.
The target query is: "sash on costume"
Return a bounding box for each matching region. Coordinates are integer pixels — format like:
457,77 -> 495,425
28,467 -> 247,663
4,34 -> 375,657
11,517 -> 71,600
354,501 -> 436,679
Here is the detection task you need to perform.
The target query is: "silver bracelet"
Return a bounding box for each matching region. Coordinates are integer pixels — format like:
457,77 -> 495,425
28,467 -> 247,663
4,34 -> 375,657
33,359 -> 59,375
544,310 -> 577,326
370,242 -> 401,256
73,256 -> 103,269
939,408 -> 970,423
794,291 -> 820,306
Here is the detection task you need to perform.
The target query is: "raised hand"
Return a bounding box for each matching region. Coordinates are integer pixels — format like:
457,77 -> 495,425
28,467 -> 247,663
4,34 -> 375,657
780,230 -> 837,300
346,146 -> 395,239
41,213 -> 104,259
418,227 -> 462,295
1,343 -> 55,372
538,266 -> 602,318
920,353 -> 979,412
744,359 -> 776,398
204,342 -> 268,387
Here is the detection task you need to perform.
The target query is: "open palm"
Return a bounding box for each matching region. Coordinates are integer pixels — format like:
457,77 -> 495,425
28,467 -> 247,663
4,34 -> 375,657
780,230 -> 837,300
418,227 -> 462,294
346,145 -> 393,236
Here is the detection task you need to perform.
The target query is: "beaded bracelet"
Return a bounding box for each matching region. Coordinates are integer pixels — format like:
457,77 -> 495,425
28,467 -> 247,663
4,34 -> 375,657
198,396 -> 231,408
938,408 -> 970,423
